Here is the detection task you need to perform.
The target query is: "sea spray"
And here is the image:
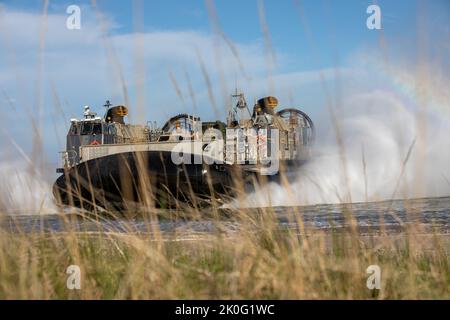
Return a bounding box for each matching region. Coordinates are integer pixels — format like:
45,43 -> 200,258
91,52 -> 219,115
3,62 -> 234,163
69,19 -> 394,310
237,89 -> 450,207
0,161 -> 57,214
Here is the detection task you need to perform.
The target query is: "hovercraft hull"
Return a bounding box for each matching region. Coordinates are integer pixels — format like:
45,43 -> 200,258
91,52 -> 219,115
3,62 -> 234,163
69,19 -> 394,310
53,150 -> 233,210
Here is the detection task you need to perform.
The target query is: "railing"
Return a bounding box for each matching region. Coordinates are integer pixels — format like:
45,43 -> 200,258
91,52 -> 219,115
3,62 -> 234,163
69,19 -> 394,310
56,150 -> 78,172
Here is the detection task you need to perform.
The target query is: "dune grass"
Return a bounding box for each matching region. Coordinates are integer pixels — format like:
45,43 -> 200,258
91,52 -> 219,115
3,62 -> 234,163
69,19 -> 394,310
0,204 -> 448,300
0,0 -> 448,301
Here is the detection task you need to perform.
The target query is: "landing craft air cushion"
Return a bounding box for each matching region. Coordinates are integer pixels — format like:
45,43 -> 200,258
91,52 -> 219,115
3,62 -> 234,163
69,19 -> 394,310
53,93 -> 314,210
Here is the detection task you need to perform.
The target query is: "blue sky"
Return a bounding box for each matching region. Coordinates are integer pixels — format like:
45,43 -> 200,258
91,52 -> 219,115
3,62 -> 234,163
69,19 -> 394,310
0,0 -> 449,167
2,0 -> 437,71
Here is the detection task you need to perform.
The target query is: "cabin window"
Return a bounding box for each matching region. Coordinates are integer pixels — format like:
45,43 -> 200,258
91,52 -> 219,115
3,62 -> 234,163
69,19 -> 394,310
93,123 -> 102,135
69,123 -> 79,135
80,123 -> 93,135
80,123 -> 103,135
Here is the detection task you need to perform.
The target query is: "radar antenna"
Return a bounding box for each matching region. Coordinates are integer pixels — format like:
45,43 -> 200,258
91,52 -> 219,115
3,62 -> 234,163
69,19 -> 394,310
227,89 -> 252,126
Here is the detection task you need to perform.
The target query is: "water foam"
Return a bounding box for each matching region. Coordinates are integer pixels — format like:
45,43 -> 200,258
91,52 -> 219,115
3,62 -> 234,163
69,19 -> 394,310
0,162 -> 58,215
238,89 -> 450,207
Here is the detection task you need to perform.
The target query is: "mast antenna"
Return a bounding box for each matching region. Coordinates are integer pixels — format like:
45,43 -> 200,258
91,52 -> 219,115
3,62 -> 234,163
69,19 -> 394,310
104,100 -> 112,109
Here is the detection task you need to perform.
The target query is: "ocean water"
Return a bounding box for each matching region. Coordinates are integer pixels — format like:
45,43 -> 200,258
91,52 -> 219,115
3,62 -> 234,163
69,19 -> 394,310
2,196 -> 449,238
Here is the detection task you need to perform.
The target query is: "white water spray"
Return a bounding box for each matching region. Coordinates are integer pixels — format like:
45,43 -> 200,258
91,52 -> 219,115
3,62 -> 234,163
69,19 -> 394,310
239,89 -> 450,207
0,162 -> 58,215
